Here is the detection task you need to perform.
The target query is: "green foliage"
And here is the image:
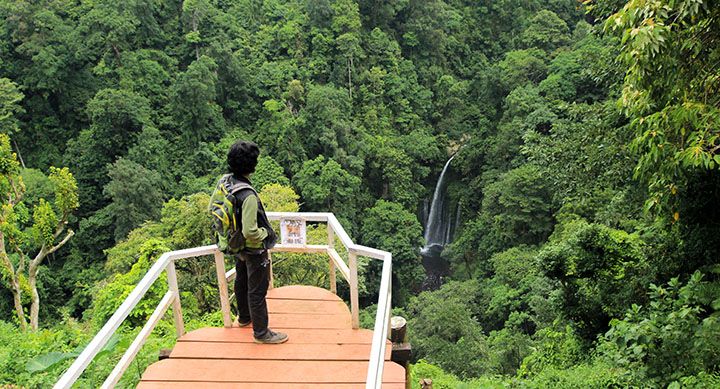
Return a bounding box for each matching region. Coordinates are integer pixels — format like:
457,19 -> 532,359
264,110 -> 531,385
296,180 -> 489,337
0,78 -> 24,135
361,200 -> 423,302
126,126 -> 173,191
518,324 -> 585,377
539,218 -> 652,340
3,0 -> 720,384
169,55 -> 225,146
471,164 -> 554,262
601,0 -> 720,217
19,169 -> 53,209
253,156 -> 290,191
409,360 -> 508,389
522,102 -> 637,227
49,167 -> 79,215
103,192 -> 215,311
0,133 -> 20,177
271,224 -> 330,289
25,334 -> 119,373
518,10 -> 571,53
497,49 -> 547,92
406,280 -> 489,378
89,239 -> 170,329
0,133 -> 78,329
294,155 -> 361,224
0,319 -> 89,387
65,88 -> 154,216
474,246 -> 557,334
259,183 -> 300,213
515,360 -> 636,388
31,199 -> 58,246
104,158 -> 164,242
597,271 -> 720,386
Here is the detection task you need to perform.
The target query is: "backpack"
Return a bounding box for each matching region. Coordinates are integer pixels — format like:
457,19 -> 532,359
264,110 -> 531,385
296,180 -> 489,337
209,174 -> 254,254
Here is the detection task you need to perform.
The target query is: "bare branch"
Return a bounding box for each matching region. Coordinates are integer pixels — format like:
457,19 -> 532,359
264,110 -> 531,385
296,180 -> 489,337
32,230 -> 74,268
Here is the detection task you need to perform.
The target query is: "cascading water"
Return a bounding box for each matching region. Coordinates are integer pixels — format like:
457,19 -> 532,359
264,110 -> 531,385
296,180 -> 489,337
421,154 -> 456,256
420,154 -> 456,291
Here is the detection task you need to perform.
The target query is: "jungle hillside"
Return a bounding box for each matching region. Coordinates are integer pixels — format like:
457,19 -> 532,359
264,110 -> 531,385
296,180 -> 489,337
1,0 -> 720,387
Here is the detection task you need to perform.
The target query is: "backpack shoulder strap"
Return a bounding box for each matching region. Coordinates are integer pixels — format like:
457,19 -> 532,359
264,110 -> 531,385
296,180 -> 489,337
228,181 -> 255,196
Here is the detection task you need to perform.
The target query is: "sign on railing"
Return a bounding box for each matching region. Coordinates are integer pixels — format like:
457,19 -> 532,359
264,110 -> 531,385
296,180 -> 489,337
280,217 -> 306,245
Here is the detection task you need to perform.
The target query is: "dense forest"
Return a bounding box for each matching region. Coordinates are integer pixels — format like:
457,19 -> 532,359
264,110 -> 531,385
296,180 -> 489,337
1,0 -> 719,387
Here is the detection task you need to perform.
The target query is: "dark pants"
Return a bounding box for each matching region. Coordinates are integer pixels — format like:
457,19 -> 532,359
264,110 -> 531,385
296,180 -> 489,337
234,250 -> 270,338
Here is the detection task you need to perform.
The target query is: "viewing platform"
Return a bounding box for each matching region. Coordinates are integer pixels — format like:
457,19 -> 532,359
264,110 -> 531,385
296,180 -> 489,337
54,212 -> 398,389
138,285 -> 405,388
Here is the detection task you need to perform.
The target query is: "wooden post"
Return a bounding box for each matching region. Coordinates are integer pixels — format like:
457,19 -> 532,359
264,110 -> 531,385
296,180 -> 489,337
214,251 -> 233,328
390,316 -> 407,343
165,260 -> 184,337
328,225 -> 337,294
390,315 -> 412,389
387,276 -> 393,340
348,251 -> 359,329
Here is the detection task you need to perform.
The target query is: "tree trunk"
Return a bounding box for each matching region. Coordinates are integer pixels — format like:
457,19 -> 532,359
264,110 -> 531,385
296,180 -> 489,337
29,261 -> 40,331
0,236 -> 27,330
10,275 -> 27,331
192,12 -> 200,60
13,139 -> 25,169
347,55 -> 353,99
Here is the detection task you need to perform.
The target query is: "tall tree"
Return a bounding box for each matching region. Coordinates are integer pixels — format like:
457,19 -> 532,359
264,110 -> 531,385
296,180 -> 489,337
293,155 -> 361,224
0,134 -> 78,330
601,0 -> 720,217
103,158 -> 164,242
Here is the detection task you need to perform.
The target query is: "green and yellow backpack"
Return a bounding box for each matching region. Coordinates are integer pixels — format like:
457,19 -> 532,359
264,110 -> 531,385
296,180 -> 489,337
208,174 -> 253,254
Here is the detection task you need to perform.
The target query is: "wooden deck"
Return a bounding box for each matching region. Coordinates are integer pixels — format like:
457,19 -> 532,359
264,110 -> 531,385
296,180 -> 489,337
138,285 -> 406,388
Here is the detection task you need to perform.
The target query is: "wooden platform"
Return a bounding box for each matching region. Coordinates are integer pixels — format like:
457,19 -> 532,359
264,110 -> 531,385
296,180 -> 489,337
138,285 -> 405,388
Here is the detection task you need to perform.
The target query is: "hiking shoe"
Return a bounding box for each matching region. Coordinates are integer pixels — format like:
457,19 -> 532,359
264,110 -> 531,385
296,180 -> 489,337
253,329 -> 288,344
233,317 -> 251,328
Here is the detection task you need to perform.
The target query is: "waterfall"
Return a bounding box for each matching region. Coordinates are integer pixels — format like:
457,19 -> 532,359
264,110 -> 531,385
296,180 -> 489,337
423,155 -> 455,249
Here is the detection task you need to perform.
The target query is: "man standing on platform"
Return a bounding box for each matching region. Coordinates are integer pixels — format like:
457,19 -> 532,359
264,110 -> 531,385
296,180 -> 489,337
224,140 -> 288,344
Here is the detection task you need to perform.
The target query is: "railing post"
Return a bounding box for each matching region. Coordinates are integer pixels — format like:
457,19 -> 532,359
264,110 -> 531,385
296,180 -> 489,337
214,250 -> 233,328
165,260 -> 184,337
349,251 -> 359,329
387,283 -> 393,340
328,225 -> 337,294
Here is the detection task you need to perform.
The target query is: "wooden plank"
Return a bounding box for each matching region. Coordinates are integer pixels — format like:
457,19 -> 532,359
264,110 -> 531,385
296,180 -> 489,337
170,341 -> 392,361
270,244 -> 328,254
265,212 -> 330,222
266,299 -> 349,315
267,313 -> 350,329
138,381 -> 406,388
140,359 -> 406,384
179,327 -> 383,344
267,285 -> 341,301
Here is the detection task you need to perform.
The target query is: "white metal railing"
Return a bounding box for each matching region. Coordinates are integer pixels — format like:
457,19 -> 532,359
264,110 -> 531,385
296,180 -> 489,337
54,212 -> 393,389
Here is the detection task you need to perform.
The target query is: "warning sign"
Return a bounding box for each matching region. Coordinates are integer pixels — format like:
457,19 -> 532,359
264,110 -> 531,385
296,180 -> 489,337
280,218 -> 306,246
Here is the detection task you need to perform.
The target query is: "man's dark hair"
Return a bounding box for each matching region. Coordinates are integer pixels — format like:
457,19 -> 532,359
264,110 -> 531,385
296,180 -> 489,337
227,140 -> 260,177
